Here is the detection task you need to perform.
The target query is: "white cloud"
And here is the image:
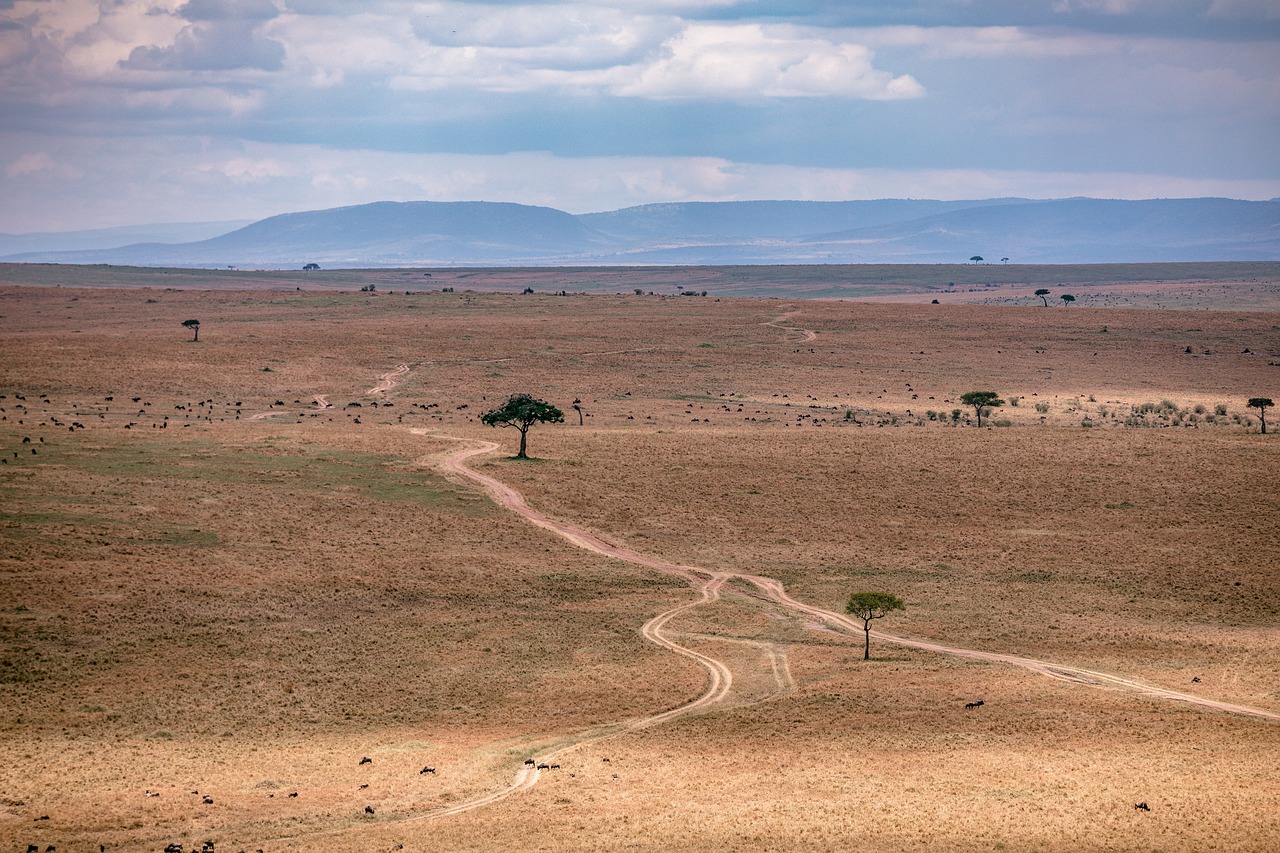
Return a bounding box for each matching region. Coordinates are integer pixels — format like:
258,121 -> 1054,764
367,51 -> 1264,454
607,23 -> 924,99
6,150 -> 81,179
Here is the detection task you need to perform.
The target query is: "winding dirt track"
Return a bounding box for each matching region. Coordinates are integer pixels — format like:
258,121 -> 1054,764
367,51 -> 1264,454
443,441 -> 1279,723
274,356 -> 1276,844
368,363 -> 411,395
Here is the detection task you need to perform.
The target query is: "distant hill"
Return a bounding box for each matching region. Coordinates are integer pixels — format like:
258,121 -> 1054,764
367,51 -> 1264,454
0,220 -> 250,257
4,198 -> 1277,267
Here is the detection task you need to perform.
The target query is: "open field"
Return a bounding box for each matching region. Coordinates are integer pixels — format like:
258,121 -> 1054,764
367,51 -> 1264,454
4,260 -> 1280,308
1,273 -> 1278,851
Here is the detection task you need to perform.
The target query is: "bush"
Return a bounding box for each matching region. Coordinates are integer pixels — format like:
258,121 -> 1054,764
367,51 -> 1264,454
1215,403 -> 1227,416
1008,396 -> 1020,407
993,419 -> 1013,427
1035,402 -> 1050,414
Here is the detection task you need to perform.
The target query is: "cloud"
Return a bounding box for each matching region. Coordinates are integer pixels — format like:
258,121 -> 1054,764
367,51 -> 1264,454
6,150 -> 82,180
122,0 -> 284,71
612,23 -> 924,99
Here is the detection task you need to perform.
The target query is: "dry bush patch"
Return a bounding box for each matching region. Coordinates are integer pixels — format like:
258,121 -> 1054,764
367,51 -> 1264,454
1,276 -> 1277,851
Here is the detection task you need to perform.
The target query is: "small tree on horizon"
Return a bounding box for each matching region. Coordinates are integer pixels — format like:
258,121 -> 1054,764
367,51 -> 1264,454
1035,288 -> 1051,307
480,393 -> 565,458
182,319 -> 200,342
960,390 -> 1004,427
846,592 -> 905,660
1061,294 -> 1076,306
1247,397 -> 1274,434
969,255 -> 983,264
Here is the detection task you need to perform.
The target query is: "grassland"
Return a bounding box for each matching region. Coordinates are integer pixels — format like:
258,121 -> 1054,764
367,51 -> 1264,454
0,269 -> 1277,852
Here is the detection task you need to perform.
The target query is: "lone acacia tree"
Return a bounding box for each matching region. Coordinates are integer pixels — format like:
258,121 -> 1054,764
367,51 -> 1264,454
846,592 -> 905,661
182,319 -> 200,342
1035,288 -> 1051,307
481,393 -> 564,458
1248,397 -> 1274,434
1061,293 -> 1076,306
960,390 -> 1004,427
969,255 -> 983,264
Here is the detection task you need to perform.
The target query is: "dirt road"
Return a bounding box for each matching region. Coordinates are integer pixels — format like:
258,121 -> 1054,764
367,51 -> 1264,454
441,439 -> 1280,724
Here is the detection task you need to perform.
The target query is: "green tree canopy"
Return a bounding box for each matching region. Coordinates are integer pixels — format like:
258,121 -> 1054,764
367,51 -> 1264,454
1247,397 -> 1274,434
846,592 -> 906,660
959,390 -> 1004,427
1034,288 -> 1051,307
181,318 -> 200,342
1061,293 -> 1076,305
481,394 -> 565,458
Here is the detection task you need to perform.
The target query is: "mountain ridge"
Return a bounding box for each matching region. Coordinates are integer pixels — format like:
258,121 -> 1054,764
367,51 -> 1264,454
4,197 -> 1277,267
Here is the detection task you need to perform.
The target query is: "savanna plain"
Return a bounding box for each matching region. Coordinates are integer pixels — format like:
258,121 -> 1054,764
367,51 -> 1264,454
0,264 -> 1277,852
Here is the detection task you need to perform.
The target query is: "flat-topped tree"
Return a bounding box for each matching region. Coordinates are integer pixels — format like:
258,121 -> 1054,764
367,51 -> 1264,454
1061,294 -> 1076,305
481,394 -> 564,458
846,592 -> 905,660
181,319 -> 200,342
960,390 -> 1004,427
1248,397 -> 1273,434
1035,288 -> 1051,307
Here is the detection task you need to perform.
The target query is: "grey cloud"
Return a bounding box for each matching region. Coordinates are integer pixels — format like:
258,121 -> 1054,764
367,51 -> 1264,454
123,20 -> 285,71
181,0 -> 280,22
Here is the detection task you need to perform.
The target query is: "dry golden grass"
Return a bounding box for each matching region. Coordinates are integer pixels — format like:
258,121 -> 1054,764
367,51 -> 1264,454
0,272 -> 1277,852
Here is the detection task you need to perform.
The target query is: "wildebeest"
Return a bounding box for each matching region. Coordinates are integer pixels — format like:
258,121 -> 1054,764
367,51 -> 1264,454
365,805 -> 375,815
524,759 -> 535,766
964,700 -> 985,710
359,756 -> 372,765
419,766 -> 435,775
1135,802 -> 1151,811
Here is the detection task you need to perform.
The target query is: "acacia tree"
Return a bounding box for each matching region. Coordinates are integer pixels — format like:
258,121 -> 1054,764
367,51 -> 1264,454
969,255 -> 983,264
182,319 -> 200,342
960,390 -> 1004,427
1248,397 -> 1274,434
846,592 -> 905,661
1061,294 -> 1076,306
1035,288 -> 1051,307
481,393 -> 564,458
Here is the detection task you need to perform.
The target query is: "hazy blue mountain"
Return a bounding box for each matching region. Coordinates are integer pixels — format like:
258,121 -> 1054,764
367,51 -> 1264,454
801,198 -> 1280,263
0,220 -> 249,257
4,198 -> 1277,267
579,199 -> 1025,242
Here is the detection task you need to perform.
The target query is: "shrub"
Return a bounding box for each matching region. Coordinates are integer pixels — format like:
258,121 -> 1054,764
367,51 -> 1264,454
993,419 -> 1013,427
1194,404 -> 1206,415
1034,402 -> 1050,414
1215,403 -> 1227,416
951,409 -> 962,422
1008,396 -> 1020,407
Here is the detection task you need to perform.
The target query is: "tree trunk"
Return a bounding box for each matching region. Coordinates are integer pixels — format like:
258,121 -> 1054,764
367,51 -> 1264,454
974,407 -> 983,428
1262,410 -> 1268,434
193,327 -> 199,342
517,426 -> 528,458
863,624 -> 871,660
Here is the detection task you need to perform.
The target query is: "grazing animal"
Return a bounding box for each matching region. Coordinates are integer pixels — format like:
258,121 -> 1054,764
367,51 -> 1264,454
360,756 -> 372,765
358,784 -> 368,790
288,792 -> 298,798
964,700 -> 985,710
1135,802 -> 1151,811
202,796 -> 214,804
549,764 -> 560,770
419,766 -> 435,775
164,845 -> 183,853
145,789 -> 160,797
1191,676 -> 1201,683
524,759 -> 535,766
27,845 -> 38,852
365,806 -> 375,815
536,763 -> 550,770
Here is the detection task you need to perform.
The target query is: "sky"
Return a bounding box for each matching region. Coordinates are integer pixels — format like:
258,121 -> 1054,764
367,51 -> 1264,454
1,0 -> 1278,233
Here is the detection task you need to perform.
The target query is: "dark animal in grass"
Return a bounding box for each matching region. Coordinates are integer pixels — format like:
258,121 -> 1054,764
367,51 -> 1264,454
419,766 -> 435,775
360,756 -> 372,765
365,806 -> 375,815
1135,802 -> 1151,811
964,700 -> 985,710
524,759 -> 535,766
